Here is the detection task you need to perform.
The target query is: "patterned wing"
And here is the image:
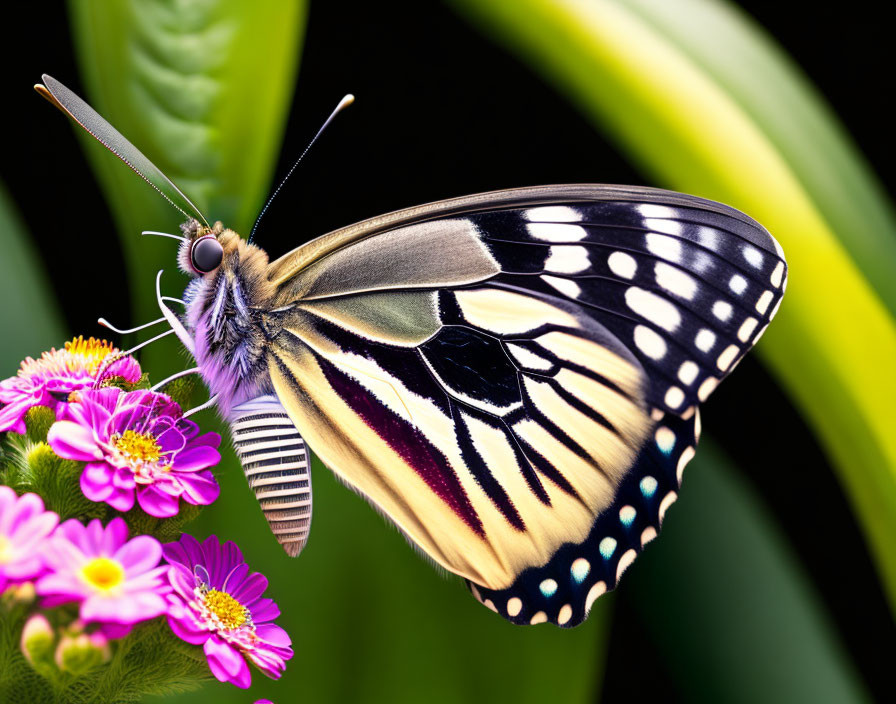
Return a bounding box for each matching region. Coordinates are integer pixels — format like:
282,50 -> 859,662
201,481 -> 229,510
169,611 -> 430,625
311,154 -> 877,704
263,185 -> 786,626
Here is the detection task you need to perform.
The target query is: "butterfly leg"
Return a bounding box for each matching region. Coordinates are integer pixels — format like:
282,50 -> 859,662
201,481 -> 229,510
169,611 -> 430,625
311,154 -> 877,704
155,270 -> 195,355
150,367 -> 201,391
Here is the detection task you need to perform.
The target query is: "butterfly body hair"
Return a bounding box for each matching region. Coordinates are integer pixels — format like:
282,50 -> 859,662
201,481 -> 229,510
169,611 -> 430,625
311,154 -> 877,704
182,224 -> 280,419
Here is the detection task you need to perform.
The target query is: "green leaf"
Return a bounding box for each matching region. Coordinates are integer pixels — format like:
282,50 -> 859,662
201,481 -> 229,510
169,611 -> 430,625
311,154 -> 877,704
0,182 -> 66,369
66,0 -> 308,375
630,442 -> 870,703
449,0 -> 896,619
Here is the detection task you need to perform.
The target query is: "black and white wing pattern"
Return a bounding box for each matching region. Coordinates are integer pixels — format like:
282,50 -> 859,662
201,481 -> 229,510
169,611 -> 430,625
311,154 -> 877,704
262,185 -> 786,627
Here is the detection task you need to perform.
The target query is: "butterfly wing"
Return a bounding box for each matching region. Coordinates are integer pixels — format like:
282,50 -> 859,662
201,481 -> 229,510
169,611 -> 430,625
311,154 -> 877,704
263,185 -> 786,626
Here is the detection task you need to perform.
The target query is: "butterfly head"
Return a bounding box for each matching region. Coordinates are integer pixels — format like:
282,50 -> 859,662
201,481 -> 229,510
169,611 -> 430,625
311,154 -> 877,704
178,220 -> 228,277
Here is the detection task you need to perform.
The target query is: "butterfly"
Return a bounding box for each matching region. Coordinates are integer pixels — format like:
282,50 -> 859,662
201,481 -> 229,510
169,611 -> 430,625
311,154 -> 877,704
36,74 -> 786,628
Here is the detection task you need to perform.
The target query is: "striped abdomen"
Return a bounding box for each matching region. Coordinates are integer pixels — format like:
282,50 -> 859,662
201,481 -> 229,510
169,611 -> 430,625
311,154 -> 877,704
230,395 -> 312,557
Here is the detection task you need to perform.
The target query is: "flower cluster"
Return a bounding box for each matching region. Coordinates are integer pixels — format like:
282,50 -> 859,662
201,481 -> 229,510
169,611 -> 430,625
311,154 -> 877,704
0,337 -> 141,434
1,338 -> 294,700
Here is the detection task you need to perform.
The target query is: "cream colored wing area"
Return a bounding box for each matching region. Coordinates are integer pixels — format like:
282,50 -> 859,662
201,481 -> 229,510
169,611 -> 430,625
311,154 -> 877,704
267,297 -> 652,590
272,218 -> 500,303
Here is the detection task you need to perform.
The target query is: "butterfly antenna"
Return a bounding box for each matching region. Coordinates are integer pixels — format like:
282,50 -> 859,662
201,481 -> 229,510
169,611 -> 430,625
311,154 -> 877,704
248,93 -> 355,243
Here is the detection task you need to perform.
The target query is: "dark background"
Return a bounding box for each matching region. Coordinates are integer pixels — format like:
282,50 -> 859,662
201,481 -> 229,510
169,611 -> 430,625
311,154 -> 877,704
2,2 -> 893,700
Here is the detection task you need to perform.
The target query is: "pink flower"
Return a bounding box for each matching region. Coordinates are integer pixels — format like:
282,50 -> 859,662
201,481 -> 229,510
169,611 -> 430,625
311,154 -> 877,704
0,337 -> 141,434
36,517 -> 168,630
47,388 -> 221,518
0,487 -> 59,591
164,535 -> 293,689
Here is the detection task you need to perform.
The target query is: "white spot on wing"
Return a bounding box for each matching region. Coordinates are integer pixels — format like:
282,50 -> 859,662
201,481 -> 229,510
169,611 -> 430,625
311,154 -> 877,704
655,425 -> 676,452
712,301 -> 733,321
659,492 -> 678,524
527,222 -> 587,242
507,597 -> 522,617
608,251 -> 637,279
771,261 -> 785,288
641,526 -> 658,546
584,581 -> 607,614
557,604 -> 573,625
634,325 -> 667,359
625,287 -> 681,331
616,549 -> 637,582
637,203 -> 675,219
545,245 -> 590,274
678,360 -> 699,385
698,377 -> 718,401
646,233 -> 682,263
717,344 -> 739,371
645,218 -> 683,235
697,227 -> 719,250
756,290 -> 774,315
729,274 -> 748,295
695,329 -> 717,352
530,611 -> 548,625
738,317 -> 758,342
541,275 -> 582,298
525,205 -> 581,222
655,262 -> 697,300
743,246 -> 764,268
677,446 -> 696,484
664,386 -> 685,409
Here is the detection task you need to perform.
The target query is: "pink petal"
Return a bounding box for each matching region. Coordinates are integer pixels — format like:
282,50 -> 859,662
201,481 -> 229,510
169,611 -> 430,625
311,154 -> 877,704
172,445 -> 221,472
47,421 -> 100,461
178,472 -> 220,506
102,517 -> 130,555
204,636 -> 251,688
82,590 -> 166,624
114,535 -> 162,574
136,485 -> 180,518
256,623 -> 291,649
166,613 -> 209,645
80,463 -> 116,502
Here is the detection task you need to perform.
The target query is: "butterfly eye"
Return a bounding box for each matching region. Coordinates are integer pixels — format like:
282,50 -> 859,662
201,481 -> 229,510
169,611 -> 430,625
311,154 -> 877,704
191,236 -> 223,273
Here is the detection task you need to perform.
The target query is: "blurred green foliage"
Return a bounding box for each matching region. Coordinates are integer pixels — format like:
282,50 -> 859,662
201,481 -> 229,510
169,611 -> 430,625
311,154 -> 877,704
0,183 -> 66,367
629,442 -> 869,703
1,0 -> 890,701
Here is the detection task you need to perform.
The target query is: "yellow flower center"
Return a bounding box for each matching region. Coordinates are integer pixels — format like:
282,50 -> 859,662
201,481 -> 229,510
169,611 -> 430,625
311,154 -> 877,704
64,336 -> 117,374
81,557 -> 125,591
204,589 -> 248,630
115,430 -> 161,463
0,535 -> 10,564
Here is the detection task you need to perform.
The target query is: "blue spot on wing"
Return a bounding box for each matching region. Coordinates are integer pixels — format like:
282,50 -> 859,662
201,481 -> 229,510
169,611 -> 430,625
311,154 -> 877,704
467,409 -> 697,627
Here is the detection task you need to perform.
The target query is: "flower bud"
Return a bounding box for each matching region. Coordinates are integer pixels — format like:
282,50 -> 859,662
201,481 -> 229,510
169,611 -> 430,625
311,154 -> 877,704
54,631 -> 110,674
24,405 -> 56,442
9,581 -> 36,604
20,614 -> 55,668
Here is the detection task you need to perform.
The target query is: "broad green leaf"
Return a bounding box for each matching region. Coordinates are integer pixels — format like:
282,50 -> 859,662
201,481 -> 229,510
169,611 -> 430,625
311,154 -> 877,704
67,0 -> 307,375
450,0 -> 896,619
629,442 -> 870,703
0,182 -> 66,368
